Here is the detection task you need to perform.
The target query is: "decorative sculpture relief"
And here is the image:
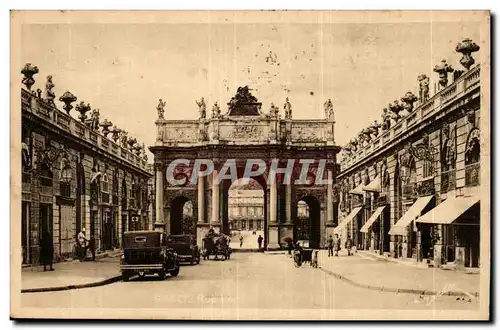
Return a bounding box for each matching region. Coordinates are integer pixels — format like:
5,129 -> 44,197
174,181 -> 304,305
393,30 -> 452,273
196,97 -> 206,119
110,125 -> 121,142
370,121 -> 381,137
21,63 -> 39,91
433,59 -> 454,88
269,102 -> 280,118
401,91 -> 418,113
44,75 -> 56,106
211,102 -> 221,119
417,74 -> 430,102
87,108 -> 100,130
381,108 -> 391,131
120,130 -> 128,147
59,91 -> 77,115
75,101 -> 91,123
100,119 -> 113,137
157,99 -> 166,119
456,38 -> 480,70
284,97 -> 292,119
228,86 -> 258,110
388,100 -> 404,122
324,99 -> 334,120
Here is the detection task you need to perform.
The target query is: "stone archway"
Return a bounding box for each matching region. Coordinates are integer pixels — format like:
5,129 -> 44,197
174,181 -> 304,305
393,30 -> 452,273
293,195 -> 322,249
150,87 -> 341,250
170,196 -> 196,235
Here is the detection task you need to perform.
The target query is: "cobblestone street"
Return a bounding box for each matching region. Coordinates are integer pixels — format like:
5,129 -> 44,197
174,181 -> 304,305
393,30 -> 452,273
21,253 -> 478,317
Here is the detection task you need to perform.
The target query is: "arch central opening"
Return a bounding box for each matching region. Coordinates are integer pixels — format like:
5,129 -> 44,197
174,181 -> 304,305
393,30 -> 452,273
170,196 -> 196,235
223,175 -> 267,250
294,196 -> 321,249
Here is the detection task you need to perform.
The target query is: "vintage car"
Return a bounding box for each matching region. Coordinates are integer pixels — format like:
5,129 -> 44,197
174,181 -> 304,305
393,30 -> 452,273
165,234 -> 201,265
120,230 -> 180,281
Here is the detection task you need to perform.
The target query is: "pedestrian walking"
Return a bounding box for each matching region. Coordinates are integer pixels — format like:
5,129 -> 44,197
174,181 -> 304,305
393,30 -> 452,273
257,235 -> 263,250
77,228 -> 87,261
39,231 -> 54,271
345,235 -> 353,256
239,235 -> 243,248
334,234 -> 341,257
327,235 -> 334,257
89,235 -> 96,261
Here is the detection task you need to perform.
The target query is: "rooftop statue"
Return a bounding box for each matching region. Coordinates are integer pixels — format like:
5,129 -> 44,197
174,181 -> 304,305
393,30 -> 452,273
228,86 -> 258,109
44,75 -> 56,106
323,99 -> 334,120
284,97 -> 292,119
157,99 -> 166,119
196,97 -> 207,119
269,102 -> 280,118
417,74 -> 430,102
212,102 -> 221,118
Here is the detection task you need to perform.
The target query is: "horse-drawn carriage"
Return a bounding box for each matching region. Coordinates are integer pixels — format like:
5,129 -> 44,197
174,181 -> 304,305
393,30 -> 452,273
201,232 -> 232,261
293,247 -> 318,268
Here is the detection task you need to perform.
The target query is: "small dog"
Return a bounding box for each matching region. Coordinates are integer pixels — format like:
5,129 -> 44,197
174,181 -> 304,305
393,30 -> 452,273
311,250 -> 319,268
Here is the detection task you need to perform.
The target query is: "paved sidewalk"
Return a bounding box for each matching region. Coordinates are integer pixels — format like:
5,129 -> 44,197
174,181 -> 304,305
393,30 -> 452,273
22,257 -> 121,292
317,250 -> 480,297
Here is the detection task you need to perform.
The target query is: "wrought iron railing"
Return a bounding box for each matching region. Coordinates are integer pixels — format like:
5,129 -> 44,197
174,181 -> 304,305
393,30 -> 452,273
465,163 -> 480,187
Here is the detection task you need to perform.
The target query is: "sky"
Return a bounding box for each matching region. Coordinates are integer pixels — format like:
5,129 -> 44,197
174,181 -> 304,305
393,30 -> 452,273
19,13 -> 482,160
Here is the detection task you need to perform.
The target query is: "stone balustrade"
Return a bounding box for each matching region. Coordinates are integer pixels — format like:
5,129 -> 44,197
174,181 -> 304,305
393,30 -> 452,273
341,65 -> 480,172
22,88 -> 148,171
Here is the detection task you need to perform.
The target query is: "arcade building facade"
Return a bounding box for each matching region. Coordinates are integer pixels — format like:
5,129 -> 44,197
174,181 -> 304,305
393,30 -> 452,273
337,39 -> 483,269
150,88 -> 341,249
20,64 -> 152,265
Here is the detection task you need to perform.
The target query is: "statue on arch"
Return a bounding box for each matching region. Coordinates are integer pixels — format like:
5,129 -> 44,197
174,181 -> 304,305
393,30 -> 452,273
196,97 -> 207,119
324,99 -> 334,120
284,97 -> 292,119
212,102 -> 221,118
157,99 -> 166,119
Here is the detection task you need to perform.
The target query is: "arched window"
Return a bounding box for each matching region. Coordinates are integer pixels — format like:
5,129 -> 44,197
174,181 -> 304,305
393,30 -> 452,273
465,129 -> 480,165
465,129 -> 480,187
102,173 -> 109,193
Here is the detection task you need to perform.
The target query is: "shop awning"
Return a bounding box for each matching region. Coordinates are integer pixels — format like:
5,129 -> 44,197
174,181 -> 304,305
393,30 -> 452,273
360,206 -> 386,233
388,195 -> 434,236
334,207 -> 362,234
363,175 -> 381,193
349,183 -> 365,195
416,196 -> 479,225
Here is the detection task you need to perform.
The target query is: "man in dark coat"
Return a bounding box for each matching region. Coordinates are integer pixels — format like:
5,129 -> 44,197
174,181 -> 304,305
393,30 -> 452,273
345,235 -> 353,256
257,235 -> 263,250
39,231 -> 54,271
327,235 -> 334,257
334,234 -> 341,257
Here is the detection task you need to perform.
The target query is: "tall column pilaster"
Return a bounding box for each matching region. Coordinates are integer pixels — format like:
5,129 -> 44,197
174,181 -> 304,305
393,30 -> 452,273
197,174 -> 205,224
211,168 -> 220,227
154,161 -> 165,233
267,175 -> 280,249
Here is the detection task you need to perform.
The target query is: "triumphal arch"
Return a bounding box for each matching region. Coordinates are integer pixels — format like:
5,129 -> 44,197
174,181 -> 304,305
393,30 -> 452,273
150,87 -> 341,249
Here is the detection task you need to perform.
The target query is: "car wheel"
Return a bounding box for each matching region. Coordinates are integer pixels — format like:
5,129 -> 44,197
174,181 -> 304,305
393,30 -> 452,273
122,272 -> 130,282
190,258 -> 195,265
196,257 -> 200,264
158,270 -> 166,280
